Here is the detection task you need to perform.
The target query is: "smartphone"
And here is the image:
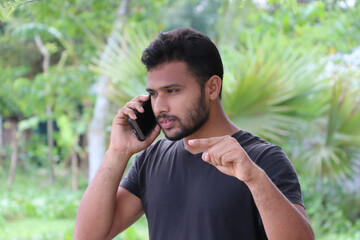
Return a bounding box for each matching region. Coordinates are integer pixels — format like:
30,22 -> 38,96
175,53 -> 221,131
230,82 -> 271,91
128,98 -> 157,141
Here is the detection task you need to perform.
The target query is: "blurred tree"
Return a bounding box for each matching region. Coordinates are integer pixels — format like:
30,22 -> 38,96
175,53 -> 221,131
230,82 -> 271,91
87,0 -> 133,182
34,34 -> 56,183
0,65 -> 29,189
222,34 -> 327,142
301,71 -> 360,181
0,116 -> 2,166
1,0 -> 120,185
6,21 -> 81,183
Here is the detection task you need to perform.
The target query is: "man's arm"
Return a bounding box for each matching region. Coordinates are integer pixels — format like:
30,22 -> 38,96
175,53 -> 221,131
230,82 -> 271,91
246,167 -> 314,240
188,136 -> 314,240
74,95 -> 160,240
74,149 -> 142,240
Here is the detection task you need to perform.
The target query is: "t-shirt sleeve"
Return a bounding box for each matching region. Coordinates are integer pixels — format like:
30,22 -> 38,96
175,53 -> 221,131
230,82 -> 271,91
120,153 -> 144,199
256,145 -> 305,208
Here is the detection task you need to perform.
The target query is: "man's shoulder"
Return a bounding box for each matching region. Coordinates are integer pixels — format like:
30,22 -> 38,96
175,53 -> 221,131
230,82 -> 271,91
233,129 -> 274,150
233,129 -> 286,163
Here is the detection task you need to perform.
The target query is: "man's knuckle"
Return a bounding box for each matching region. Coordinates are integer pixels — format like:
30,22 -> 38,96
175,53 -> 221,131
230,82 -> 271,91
220,155 -> 226,165
213,152 -> 222,161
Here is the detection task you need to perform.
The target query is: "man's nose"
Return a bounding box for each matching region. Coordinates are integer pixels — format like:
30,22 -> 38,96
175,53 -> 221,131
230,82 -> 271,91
152,94 -> 170,115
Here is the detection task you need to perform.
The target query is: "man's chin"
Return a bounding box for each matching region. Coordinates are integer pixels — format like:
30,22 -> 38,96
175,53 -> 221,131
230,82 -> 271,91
163,129 -> 188,141
164,133 -> 183,141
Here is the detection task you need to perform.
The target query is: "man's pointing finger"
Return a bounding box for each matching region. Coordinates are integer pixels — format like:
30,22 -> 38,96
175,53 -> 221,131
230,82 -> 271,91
188,136 -> 225,147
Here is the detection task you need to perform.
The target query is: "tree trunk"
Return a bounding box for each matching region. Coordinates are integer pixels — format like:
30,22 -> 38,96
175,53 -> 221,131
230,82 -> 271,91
7,121 -> 18,190
35,35 -> 55,183
47,105 -> 56,183
87,0 -> 132,182
88,85 -> 108,181
72,147 -> 78,191
0,115 -> 3,167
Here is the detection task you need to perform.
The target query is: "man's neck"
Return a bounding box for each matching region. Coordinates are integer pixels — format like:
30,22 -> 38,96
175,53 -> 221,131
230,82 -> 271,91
183,102 -> 239,154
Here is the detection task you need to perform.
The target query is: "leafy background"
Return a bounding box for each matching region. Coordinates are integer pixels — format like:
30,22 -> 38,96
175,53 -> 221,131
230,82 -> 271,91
1,0 -> 360,239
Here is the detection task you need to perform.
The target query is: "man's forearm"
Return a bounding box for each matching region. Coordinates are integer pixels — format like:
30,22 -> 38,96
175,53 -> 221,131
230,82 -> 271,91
74,149 -> 131,240
245,168 -> 314,240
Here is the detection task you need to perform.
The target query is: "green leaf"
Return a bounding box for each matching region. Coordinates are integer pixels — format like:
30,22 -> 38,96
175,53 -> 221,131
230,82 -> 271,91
57,115 -> 76,148
91,24 -> 160,105
221,34 -> 326,142
6,5 -> 16,18
18,116 -> 39,132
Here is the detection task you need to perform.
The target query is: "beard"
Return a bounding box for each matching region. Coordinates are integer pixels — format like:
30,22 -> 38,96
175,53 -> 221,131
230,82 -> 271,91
157,91 -> 209,141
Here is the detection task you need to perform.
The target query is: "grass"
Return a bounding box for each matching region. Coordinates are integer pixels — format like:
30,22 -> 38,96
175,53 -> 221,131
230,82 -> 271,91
0,218 -> 149,240
0,168 -> 148,240
0,218 -> 74,240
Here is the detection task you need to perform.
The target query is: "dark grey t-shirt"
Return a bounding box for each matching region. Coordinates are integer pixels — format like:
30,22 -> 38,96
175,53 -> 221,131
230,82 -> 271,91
120,130 -> 304,240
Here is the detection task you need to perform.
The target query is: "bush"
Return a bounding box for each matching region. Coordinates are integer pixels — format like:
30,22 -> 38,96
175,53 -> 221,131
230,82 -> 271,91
0,170 -> 83,220
300,175 -> 360,238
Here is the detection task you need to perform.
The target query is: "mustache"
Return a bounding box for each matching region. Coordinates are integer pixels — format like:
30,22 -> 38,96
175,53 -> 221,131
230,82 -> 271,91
156,114 -> 179,122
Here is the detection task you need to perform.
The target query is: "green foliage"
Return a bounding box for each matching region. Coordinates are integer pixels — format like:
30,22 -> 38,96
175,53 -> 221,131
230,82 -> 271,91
319,231 -> 360,240
57,115 -> 77,148
0,218 -> 74,240
10,22 -> 73,56
15,66 -> 93,118
292,5 -> 360,53
0,170 -> 82,238
117,217 -> 149,240
20,133 -> 51,167
300,175 -> 360,238
0,66 -> 30,118
301,70 -> 360,181
0,0 -> 41,19
221,33 -> 327,142
91,24 -> 160,105
12,65 -> 94,162
217,1 -> 360,54
0,170 -> 149,239
1,0 -> 360,239
0,174 -> 82,220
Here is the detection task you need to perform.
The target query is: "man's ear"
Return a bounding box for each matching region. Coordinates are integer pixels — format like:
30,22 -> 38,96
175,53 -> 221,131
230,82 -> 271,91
206,75 -> 222,100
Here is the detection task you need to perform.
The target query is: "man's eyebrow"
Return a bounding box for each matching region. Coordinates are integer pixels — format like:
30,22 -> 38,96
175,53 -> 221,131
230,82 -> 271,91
146,83 -> 184,92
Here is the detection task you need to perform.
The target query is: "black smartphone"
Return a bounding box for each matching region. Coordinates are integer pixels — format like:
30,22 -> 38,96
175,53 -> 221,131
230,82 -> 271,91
128,98 -> 157,141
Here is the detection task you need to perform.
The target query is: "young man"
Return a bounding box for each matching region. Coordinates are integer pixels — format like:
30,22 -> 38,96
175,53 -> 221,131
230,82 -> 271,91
74,27 -> 314,240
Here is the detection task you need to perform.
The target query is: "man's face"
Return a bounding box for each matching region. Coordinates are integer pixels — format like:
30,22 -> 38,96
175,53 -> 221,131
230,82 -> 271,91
146,61 -> 209,141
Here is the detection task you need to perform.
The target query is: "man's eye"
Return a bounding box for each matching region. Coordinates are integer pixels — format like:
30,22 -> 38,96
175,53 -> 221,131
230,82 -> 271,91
149,92 -> 157,97
168,89 -> 179,94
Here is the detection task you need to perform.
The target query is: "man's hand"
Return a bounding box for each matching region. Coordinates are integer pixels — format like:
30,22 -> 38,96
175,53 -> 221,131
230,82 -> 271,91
188,136 -> 261,183
109,95 -> 161,157
75,95 -> 159,240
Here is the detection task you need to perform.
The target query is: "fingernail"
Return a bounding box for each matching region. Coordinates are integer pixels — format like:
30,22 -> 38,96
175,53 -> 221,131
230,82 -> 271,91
188,140 -> 195,145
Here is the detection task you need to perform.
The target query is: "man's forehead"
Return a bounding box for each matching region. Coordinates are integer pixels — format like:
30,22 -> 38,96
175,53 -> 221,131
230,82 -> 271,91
146,63 -> 196,90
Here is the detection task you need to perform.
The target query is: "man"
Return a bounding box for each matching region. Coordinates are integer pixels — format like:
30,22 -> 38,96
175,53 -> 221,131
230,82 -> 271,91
74,27 -> 314,240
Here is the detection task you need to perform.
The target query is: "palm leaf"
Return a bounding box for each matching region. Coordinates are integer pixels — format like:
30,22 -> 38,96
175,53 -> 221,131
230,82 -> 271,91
91,24 -> 160,105
221,34 -> 327,143
301,70 -> 360,181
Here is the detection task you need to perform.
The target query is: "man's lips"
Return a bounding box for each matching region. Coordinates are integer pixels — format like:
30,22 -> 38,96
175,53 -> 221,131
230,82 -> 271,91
158,118 -> 176,129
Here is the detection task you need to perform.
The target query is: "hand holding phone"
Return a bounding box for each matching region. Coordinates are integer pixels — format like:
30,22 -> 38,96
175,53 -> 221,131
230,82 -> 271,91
128,98 -> 157,141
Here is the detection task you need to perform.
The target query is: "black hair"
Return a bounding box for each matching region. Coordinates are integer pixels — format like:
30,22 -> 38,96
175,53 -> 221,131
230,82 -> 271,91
141,27 -> 223,99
